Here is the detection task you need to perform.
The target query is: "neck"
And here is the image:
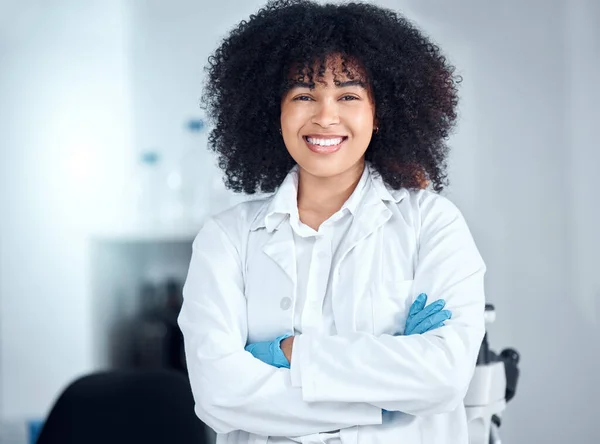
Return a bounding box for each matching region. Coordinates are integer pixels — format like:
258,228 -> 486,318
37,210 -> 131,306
297,160 -> 365,216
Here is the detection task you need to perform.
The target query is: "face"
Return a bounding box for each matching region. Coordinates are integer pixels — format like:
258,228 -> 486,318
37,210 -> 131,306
280,57 -> 376,179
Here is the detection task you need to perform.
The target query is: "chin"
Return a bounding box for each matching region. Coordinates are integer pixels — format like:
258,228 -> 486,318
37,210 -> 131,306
296,155 -> 363,179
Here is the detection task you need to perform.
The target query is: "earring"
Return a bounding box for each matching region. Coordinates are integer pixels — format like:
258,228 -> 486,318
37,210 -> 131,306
374,126 -> 379,134
279,128 -> 282,135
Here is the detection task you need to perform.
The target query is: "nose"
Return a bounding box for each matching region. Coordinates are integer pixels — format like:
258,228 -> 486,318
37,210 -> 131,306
311,98 -> 340,128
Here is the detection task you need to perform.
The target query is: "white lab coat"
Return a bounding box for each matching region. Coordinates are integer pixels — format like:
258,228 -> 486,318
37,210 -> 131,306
178,165 -> 486,444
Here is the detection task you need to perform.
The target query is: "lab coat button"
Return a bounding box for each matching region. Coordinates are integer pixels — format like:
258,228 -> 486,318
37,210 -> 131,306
280,297 -> 292,310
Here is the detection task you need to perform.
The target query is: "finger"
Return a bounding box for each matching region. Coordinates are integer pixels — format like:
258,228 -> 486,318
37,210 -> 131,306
407,300 -> 444,333
409,299 -> 445,330
407,293 -> 427,321
413,310 -> 452,334
427,309 -> 452,326
418,321 -> 446,334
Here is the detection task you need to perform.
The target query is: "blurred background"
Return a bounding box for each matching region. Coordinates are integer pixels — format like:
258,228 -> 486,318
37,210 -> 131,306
0,0 -> 598,443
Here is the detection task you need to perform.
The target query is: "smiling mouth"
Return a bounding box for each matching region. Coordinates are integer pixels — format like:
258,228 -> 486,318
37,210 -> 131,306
303,136 -> 348,154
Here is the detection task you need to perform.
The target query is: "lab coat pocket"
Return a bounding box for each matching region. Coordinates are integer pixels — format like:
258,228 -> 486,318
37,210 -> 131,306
371,279 -> 415,336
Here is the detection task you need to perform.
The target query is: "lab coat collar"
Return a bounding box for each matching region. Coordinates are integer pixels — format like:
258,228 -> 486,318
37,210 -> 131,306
262,165 -> 301,233
251,162 -> 406,233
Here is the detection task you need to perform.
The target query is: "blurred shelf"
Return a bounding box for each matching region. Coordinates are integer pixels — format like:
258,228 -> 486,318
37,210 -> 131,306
90,223 -> 201,243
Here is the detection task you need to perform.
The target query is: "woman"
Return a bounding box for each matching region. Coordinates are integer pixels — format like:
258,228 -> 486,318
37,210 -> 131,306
178,1 -> 486,443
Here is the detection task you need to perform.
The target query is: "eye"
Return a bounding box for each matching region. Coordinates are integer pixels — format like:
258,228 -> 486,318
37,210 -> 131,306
293,95 -> 313,101
340,95 -> 359,101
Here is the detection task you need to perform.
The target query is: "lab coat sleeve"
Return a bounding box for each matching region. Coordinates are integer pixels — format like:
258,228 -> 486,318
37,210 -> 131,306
178,217 -> 382,437
290,193 -> 486,416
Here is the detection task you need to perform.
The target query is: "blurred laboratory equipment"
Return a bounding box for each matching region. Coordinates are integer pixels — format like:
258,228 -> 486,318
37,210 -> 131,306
178,118 -> 214,224
128,117 -> 217,231
465,304 -> 521,444
132,277 -> 186,373
133,150 -> 163,227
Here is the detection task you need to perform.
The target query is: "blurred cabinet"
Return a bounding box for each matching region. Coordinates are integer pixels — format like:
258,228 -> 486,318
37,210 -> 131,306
89,227 -> 198,371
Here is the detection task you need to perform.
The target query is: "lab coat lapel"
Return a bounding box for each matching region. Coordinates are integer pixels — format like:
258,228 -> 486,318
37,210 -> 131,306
262,219 -> 297,286
333,187 -> 392,335
335,164 -> 405,271
335,190 -> 392,271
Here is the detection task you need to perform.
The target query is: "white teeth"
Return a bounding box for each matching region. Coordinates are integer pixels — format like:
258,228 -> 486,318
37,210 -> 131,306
307,137 -> 344,146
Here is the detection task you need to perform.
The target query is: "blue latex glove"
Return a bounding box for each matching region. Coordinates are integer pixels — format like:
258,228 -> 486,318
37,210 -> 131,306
245,333 -> 292,368
404,293 -> 451,335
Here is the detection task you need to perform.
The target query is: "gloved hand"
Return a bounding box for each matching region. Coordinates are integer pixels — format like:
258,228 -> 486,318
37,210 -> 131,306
245,333 -> 292,368
404,293 -> 451,335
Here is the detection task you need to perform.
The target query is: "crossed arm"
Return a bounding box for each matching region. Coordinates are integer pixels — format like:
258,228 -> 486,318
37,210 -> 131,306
178,196 -> 486,437
248,292 -> 451,369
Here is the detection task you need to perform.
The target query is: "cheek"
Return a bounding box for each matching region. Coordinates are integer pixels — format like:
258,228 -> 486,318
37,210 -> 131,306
280,112 -> 304,158
281,111 -> 303,137
348,109 -> 375,141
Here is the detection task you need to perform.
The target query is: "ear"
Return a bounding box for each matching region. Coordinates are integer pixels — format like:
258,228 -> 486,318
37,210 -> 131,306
373,117 -> 380,134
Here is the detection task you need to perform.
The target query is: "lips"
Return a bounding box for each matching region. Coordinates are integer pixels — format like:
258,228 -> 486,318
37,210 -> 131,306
303,135 -> 348,154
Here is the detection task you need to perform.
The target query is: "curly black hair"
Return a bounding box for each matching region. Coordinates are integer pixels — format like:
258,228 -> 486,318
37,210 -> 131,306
202,0 -> 461,194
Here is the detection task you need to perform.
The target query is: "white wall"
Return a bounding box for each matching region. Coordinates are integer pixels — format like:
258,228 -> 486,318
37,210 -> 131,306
565,1 -> 599,438
0,0 -> 135,422
0,0 -> 597,443
567,0 -> 600,337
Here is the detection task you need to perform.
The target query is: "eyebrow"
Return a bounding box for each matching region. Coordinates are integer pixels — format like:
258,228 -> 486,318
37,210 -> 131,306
290,79 -> 367,90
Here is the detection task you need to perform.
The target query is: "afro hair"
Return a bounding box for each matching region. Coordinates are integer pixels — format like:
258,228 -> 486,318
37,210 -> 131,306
202,0 -> 461,193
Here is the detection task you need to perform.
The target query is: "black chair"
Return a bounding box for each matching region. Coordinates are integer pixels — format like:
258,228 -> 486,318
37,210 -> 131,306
36,369 -> 209,444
